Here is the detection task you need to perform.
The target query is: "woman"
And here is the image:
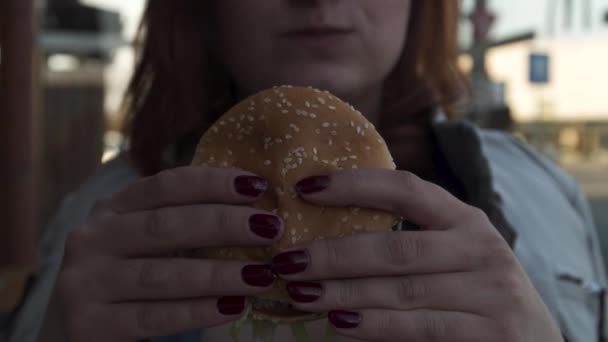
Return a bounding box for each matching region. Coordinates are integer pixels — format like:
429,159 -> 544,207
9,1 -> 605,341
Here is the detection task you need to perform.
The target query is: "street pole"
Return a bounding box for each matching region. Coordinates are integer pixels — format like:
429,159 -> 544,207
0,0 -> 36,314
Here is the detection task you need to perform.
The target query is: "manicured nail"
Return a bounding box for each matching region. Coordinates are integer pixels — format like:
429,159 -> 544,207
328,310 -> 361,329
272,250 -> 309,275
286,282 -> 322,303
295,176 -> 330,194
235,176 -> 268,197
249,214 -> 282,239
217,296 -> 246,315
242,264 -> 276,287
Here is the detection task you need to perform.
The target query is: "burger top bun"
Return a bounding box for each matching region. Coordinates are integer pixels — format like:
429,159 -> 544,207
191,86 -> 400,322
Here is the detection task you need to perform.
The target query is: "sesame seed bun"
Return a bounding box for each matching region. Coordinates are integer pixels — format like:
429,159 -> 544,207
191,86 -> 399,323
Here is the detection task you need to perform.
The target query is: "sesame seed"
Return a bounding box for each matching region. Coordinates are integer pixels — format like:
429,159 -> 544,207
373,215 -> 380,221
285,134 -> 293,139
332,123 -> 338,127
352,165 -> 359,169
276,103 -> 283,108
284,158 -> 293,163
309,113 -> 317,119
345,147 -> 352,152
341,157 -> 348,161
275,138 -> 283,143
313,147 -> 318,154
313,156 -> 319,161
264,98 -> 271,103
304,228 -> 309,233
322,160 -> 329,164
341,216 -> 349,222
220,121 -> 226,125
318,97 -> 326,104
356,126 -> 362,134
364,123 -> 370,129
229,117 -> 236,122
227,150 -> 233,156
297,213 -> 303,221
315,129 -> 321,134
328,139 -> 333,146
365,146 -> 371,150
281,110 -> 289,114
248,107 -> 255,111
328,105 -> 336,111
377,138 -> 383,143
250,101 -> 255,106
312,104 -> 319,109
212,127 -> 219,132
264,160 -> 272,166
330,131 -> 337,136
350,155 -> 358,160
322,122 -> 330,128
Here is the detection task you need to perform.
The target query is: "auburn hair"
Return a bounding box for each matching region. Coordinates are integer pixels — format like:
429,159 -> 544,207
124,1 -> 467,176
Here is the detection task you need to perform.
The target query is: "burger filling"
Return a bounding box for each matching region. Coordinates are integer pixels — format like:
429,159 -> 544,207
251,298 -> 312,317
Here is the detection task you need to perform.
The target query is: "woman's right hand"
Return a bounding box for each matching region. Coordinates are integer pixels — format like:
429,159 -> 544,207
55,167 -> 283,342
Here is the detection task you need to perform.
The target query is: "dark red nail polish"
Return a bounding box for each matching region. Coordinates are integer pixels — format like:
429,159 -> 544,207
286,282 -> 322,303
295,176 -> 330,194
217,296 -> 246,315
249,214 -> 282,239
235,176 -> 268,197
329,311 -> 361,329
272,250 -> 309,275
242,264 -> 276,287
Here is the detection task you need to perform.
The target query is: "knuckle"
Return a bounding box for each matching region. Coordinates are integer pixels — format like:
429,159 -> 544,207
465,206 -> 491,225
420,311 -> 448,340
136,305 -> 164,333
478,236 -> 516,269
395,276 -> 426,304
396,171 -> 420,192
335,281 -> 356,307
321,239 -> 347,274
380,232 -> 425,267
143,209 -> 176,241
137,261 -> 172,291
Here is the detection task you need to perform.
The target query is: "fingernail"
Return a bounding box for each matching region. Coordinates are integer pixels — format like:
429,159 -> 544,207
235,176 -> 268,197
272,250 -> 309,275
249,214 -> 282,239
217,296 -> 246,315
242,264 -> 276,287
295,176 -> 330,195
286,282 -> 322,303
329,310 -> 361,329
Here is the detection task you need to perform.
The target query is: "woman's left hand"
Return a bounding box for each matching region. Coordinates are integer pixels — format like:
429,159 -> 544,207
271,169 -> 563,342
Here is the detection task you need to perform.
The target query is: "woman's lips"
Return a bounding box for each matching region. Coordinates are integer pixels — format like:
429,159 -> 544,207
280,27 -> 355,49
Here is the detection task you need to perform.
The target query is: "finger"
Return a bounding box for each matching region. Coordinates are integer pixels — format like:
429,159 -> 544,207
286,272 -> 490,314
328,309 -> 496,342
95,205 -> 283,256
108,167 -> 268,214
296,169 -> 472,228
105,297 -> 247,341
98,258 -> 277,302
273,231 -> 489,279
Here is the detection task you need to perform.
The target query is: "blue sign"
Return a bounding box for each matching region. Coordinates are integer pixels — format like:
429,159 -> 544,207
529,53 -> 550,84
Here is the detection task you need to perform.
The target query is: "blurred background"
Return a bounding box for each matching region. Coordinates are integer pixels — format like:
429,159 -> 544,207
1,0 -> 608,316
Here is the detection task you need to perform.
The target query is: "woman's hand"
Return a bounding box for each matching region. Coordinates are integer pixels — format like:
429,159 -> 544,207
53,167 -> 284,342
272,169 -> 563,342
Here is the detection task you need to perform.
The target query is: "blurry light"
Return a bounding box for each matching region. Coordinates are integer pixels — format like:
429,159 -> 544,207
458,54 -> 474,74
47,54 -> 80,72
102,130 -> 124,163
559,128 -> 580,148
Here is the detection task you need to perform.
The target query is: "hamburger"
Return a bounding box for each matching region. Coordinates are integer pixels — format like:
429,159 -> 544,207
190,86 -> 399,337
